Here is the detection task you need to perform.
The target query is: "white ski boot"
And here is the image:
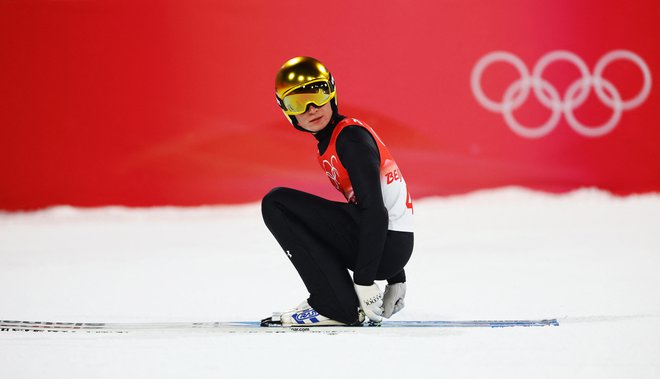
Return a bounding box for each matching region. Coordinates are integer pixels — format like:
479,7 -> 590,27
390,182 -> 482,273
261,301 -> 365,327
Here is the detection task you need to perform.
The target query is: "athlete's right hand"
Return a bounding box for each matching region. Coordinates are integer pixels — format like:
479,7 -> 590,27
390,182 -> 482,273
382,282 -> 406,318
354,283 -> 383,323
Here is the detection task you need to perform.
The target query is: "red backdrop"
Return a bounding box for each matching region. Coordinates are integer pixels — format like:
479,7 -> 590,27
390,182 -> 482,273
1,0 -> 658,210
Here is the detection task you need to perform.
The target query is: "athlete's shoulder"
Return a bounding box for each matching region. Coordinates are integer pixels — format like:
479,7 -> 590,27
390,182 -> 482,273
336,124 -> 380,160
336,116 -> 368,128
337,124 -> 374,143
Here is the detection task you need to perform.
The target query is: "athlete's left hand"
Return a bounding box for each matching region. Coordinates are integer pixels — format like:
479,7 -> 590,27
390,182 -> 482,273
354,283 -> 383,323
382,282 -> 406,318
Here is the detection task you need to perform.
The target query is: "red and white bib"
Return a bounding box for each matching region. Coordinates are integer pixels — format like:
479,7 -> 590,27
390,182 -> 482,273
317,117 -> 414,232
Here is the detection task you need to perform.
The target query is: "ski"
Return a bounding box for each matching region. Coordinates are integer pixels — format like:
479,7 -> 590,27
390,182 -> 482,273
1,318 -> 558,334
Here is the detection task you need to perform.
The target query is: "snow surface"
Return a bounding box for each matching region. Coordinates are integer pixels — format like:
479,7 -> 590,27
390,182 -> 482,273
1,187 -> 659,378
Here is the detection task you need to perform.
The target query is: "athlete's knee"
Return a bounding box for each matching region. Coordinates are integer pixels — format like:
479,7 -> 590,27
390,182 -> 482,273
261,187 -> 293,218
262,187 -> 286,207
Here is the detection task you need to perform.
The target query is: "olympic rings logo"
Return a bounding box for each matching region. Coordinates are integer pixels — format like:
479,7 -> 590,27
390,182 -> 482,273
470,50 -> 652,138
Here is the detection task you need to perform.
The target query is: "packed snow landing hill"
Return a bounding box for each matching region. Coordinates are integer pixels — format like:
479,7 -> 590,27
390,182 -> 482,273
1,188 -> 659,378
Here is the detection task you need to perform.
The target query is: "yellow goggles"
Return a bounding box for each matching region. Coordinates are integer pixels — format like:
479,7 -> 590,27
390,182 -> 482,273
278,80 -> 333,115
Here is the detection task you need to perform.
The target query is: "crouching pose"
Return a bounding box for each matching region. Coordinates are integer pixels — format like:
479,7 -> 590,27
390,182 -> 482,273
261,56 -> 414,326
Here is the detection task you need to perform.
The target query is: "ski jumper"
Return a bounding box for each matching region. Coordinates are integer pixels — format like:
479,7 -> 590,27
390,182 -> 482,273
261,115 -> 414,324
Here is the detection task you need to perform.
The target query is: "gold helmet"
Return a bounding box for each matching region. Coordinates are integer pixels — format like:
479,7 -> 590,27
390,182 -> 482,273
275,56 -> 337,118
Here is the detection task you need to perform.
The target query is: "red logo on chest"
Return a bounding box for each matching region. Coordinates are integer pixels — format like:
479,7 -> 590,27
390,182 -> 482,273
322,155 -> 341,190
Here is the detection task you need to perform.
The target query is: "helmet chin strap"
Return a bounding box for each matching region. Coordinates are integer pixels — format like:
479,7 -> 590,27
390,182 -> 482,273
290,99 -> 339,134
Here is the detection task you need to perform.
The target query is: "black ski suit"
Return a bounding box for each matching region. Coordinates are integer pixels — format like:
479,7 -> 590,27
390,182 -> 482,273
261,115 -> 414,324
